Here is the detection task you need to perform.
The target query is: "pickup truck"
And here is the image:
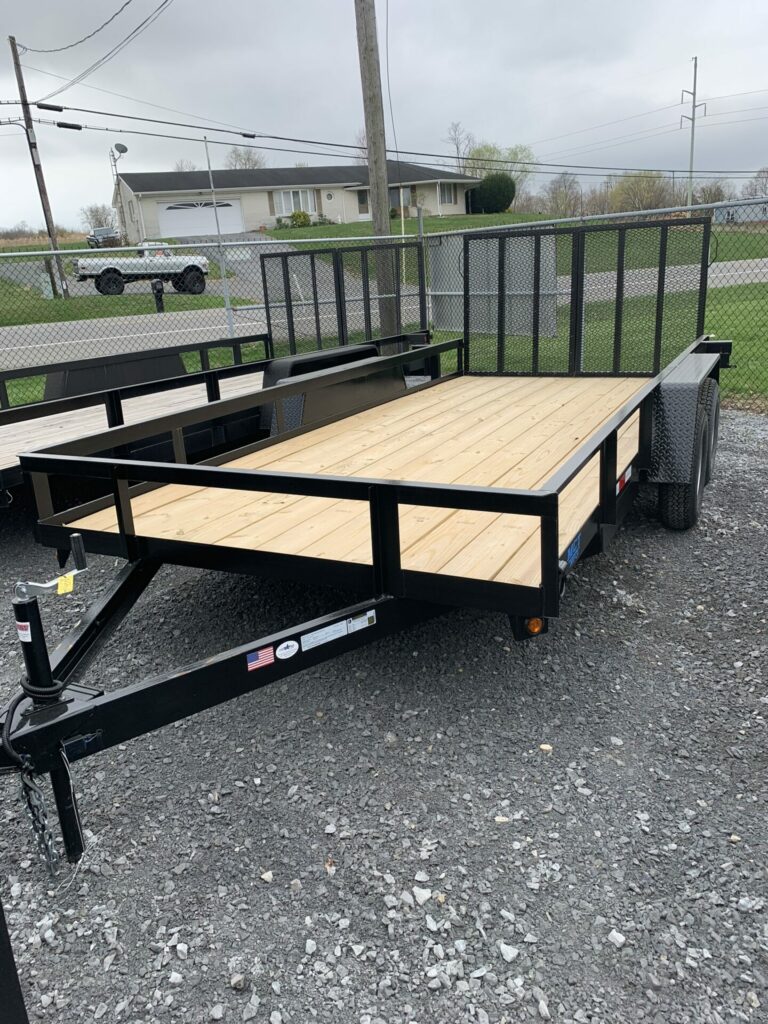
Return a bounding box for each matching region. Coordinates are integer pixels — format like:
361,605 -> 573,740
86,226 -> 121,248
74,244 -> 209,295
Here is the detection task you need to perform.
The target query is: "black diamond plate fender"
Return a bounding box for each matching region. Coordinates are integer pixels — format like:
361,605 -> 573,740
649,353 -> 720,483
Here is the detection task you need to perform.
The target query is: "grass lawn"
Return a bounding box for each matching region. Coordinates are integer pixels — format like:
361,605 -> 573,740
0,277 -> 242,328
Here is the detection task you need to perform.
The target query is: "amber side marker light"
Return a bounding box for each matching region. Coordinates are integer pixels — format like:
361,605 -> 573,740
525,617 -> 544,635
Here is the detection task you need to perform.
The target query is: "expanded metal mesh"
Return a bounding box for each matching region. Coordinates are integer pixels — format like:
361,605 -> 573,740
462,219 -> 708,378
260,241 -> 426,351
1,198 -> 768,411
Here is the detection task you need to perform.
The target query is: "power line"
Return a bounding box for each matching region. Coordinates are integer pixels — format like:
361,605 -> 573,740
22,116 -> 762,180
28,100 -> 767,176
36,0 -> 175,103
22,64 -> 255,132
526,102 -> 683,148
18,1 -> 135,54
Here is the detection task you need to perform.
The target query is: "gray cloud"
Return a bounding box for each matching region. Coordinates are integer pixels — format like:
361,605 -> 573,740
1,0 -> 767,229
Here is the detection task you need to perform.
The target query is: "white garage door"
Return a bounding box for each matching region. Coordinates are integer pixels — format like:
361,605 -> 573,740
156,199 -> 244,237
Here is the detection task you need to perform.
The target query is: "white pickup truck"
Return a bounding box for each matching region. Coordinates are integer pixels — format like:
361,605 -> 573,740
74,243 -> 209,295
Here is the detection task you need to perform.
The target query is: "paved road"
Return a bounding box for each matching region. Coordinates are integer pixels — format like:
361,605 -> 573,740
0,308 -> 268,371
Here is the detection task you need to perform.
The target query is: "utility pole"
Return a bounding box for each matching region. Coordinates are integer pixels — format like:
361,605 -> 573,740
681,56 -> 706,209
353,0 -> 396,335
9,36 -> 69,297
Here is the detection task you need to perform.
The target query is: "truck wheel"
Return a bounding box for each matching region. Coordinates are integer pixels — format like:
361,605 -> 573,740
699,378 -> 720,483
181,267 -> 205,294
658,405 -> 708,531
96,270 -> 124,295
170,275 -> 185,293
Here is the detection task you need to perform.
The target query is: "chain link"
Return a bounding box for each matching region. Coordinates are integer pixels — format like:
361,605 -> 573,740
20,768 -> 60,876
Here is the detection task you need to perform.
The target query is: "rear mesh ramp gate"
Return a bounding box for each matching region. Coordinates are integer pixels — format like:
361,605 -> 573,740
462,218 -> 710,376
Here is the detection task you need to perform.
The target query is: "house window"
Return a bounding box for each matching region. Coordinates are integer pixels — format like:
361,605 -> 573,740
440,182 -> 457,205
273,189 -> 316,216
388,186 -> 412,207
358,190 -> 368,210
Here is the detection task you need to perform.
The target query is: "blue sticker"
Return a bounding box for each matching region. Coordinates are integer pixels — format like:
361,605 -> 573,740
566,533 -> 582,568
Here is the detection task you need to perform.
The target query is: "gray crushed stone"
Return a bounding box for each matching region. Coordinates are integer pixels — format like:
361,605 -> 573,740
0,410 -> 766,1023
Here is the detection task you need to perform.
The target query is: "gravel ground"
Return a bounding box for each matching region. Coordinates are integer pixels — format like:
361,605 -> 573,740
0,410 -> 766,1024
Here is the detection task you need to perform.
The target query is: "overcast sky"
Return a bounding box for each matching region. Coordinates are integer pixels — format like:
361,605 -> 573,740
1,0 -> 767,230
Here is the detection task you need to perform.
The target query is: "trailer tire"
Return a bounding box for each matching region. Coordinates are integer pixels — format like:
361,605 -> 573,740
95,270 -> 124,295
699,378 -> 720,483
658,405 -> 708,531
181,267 -> 205,294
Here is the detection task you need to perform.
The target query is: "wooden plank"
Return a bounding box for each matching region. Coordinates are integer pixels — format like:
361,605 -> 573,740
0,371 -> 263,473
69,377 -> 649,590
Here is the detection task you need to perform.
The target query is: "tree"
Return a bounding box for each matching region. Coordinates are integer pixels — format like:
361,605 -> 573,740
353,128 -> 368,165
694,179 -> 734,205
173,158 -> 197,172
581,184 -> 613,215
80,203 -> 116,230
541,173 -> 581,217
741,167 -> 768,198
466,142 -> 536,194
225,146 -> 267,170
608,171 -> 674,212
473,172 -> 516,213
443,121 -> 475,174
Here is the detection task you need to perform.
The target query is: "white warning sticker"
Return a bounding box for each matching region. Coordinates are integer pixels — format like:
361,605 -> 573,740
15,621 -> 31,643
300,609 -> 377,652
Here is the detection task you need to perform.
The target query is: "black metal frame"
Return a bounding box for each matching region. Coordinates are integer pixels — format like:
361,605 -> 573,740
0,333 -> 273,411
0,332 -> 729,1016
260,241 -> 427,352
462,217 -> 712,377
0,335 -> 272,491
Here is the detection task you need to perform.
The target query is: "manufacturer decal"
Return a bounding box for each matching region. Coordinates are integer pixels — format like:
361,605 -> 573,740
300,609 -> 377,652
15,621 -> 31,643
276,640 -> 299,660
566,533 -> 582,568
246,646 -> 275,671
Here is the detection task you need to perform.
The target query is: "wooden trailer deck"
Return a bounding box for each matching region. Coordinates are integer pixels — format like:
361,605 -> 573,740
0,372 -> 264,479
68,375 -> 645,588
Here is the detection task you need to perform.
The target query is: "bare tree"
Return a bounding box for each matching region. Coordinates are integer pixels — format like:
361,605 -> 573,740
693,179 -> 734,205
741,167 -> 768,198
443,121 -> 475,174
353,127 -> 368,165
608,171 -> 674,212
173,158 -> 197,172
80,203 -> 116,230
541,173 -> 582,217
225,146 -> 267,170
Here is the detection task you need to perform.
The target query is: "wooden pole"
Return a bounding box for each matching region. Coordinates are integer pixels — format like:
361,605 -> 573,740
9,35 -> 69,298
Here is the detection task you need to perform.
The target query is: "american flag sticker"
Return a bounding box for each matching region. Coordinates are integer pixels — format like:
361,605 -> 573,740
246,646 -> 275,671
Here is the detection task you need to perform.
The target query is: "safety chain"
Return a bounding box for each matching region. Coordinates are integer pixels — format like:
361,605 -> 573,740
19,768 -> 60,876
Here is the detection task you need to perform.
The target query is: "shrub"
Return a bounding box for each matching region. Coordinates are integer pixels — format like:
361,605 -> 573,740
473,173 -> 516,214
289,209 -> 311,228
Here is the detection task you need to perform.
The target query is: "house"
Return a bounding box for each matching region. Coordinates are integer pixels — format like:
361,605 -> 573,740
114,160 -> 480,242
712,200 -> 768,225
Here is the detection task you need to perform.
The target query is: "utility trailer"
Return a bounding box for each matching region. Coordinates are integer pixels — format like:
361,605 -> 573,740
0,216 -> 729,1018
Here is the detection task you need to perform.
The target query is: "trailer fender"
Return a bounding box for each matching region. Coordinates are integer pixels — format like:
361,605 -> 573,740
648,352 -> 720,484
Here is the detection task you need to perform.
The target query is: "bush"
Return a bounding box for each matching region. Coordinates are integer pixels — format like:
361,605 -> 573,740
289,210 -> 311,228
473,173 -> 516,214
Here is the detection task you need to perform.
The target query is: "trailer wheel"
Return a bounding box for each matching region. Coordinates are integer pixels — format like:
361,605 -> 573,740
181,267 -> 205,294
699,378 -> 720,483
95,270 -> 124,295
170,275 -> 186,293
658,405 -> 708,530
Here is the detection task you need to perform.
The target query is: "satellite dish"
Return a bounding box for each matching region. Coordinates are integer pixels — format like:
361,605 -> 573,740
114,143 -> 128,154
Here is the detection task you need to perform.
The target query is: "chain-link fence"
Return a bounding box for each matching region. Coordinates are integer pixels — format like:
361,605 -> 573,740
0,235 -> 423,407
1,197 -> 767,410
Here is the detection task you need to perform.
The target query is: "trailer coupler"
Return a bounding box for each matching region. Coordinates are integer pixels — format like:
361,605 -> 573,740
2,550 -> 444,871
